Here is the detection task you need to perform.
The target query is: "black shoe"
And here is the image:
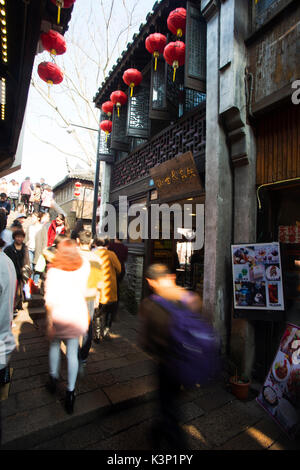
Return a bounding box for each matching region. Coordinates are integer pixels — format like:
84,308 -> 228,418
45,375 -> 57,394
65,390 -> 75,414
93,337 -> 101,344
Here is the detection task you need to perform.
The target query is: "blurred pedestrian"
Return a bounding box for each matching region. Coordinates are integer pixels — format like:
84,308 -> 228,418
4,229 -> 30,311
77,230 -> 102,373
0,178 -> 7,195
40,185 -> 53,213
71,219 -> 84,240
93,238 -> 121,341
47,213 -> 68,247
25,212 -> 43,285
0,193 -> 11,223
108,233 -> 128,308
0,234 -> 16,445
7,179 -> 19,212
33,212 -> 50,271
20,177 -> 33,214
139,264 -> 218,450
44,239 -> 90,414
31,183 -> 42,213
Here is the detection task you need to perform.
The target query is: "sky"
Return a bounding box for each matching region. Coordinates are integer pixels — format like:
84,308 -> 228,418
9,0 -> 157,187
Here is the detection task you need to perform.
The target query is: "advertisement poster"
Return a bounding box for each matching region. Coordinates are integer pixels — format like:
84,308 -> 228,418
231,242 -> 284,310
256,324 -> 300,439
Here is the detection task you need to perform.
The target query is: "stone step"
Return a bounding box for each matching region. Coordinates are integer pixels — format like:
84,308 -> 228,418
1,375 -> 158,450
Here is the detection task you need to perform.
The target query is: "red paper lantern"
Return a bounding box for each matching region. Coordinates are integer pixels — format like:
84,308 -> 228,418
40,29 -> 67,56
38,61 -> 64,96
110,90 -> 128,117
51,0 -> 76,25
163,41 -> 185,82
101,101 -> 114,118
122,68 -> 143,97
100,120 -> 113,142
74,181 -> 81,188
167,8 -> 186,38
145,33 -> 167,71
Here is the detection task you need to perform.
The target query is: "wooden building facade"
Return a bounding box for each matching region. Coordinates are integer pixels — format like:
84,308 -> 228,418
93,0 -> 207,312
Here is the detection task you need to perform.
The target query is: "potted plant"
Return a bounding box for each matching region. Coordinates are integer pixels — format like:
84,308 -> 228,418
229,370 -> 251,400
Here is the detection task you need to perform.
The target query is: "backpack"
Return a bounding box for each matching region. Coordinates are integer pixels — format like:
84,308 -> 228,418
151,294 -> 221,388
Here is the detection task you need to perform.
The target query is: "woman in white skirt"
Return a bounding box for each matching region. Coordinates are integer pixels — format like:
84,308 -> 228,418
44,238 -> 90,414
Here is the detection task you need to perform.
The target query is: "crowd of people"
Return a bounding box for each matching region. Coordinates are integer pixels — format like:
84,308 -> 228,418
0,176 -> 53,216
0,198 -> 130,416
0,183 -> 220,450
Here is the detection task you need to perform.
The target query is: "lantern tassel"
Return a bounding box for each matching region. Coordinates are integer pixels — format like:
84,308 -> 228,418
105,131 -> 108,143
57,6 -> 61,24
47,80 -> 53,99
117,105 -> 120,117
130,84 -> 134,97
177,28 -> 183,38
154,52 -> 159,72
173,66 -> 177,82
172,60 -> 179,82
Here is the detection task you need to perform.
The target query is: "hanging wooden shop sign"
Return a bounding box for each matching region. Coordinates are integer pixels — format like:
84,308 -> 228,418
149,151 -> 203,200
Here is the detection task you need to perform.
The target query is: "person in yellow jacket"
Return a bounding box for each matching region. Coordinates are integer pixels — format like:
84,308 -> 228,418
77,230 -> 102,369
93,237 -> 121,341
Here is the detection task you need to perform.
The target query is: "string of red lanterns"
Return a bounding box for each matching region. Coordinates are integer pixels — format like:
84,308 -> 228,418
40,29 -> 67,56
145,33 -> 167,71
37,61 -> 64,97
123,68 -> 143,97
100,120 -> 113,142
144,7 -> 186,81
110,90 -> 128,118
101,101 -> 114,119
164,41 -> 186,82
167,8 -> 187,38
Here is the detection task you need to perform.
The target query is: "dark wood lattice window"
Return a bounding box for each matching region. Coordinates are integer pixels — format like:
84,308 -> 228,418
184,1 -> 206,93
126,80 -> 151,138
111,98 -> 130,152
98,111 -> 114,163
149,58 -> 170,121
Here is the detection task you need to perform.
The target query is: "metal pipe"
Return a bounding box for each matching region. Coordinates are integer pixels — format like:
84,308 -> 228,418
257,177 -> 300,210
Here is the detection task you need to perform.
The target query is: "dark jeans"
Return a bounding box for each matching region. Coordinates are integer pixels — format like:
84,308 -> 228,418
21,194 -> 30,210
152,363 -> 188,450
93,303 -> 118,339
8,198 -> 18,211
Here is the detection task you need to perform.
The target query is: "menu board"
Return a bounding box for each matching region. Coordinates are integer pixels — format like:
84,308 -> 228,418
257,323 -> 300,439
231,242 -> 284,311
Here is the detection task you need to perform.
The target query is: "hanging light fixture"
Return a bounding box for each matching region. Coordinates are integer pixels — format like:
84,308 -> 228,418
40,29 -> 67,56
167,8 -> 186,38
100,120 -> 112,142
101,101 -> 114,119
163,41 -> 185,82
110,90 -> 128,117
38,61 -> 64,97
145,33 -> 167,71
122,68 -> 143,97
50,0 -> 76,25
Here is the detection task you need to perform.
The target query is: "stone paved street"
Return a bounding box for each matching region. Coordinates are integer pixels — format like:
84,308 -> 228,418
1,304 -> 299,451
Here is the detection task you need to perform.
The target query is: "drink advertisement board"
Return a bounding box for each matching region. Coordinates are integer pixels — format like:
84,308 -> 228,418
231,242 -> 284,311
256,324 -> 300,439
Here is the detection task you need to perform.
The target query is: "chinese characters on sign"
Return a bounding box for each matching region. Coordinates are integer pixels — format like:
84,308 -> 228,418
231,242 -> 284,311
150,151 -> 203,200
257,324 -> 300,439
155,166 -> 198,189
279,226 -> 300,244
